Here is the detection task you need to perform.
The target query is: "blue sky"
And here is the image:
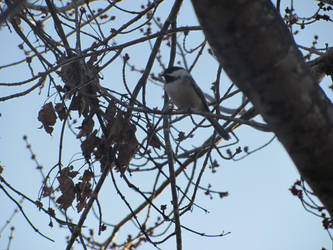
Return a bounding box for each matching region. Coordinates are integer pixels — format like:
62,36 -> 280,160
0,0 -> 332,249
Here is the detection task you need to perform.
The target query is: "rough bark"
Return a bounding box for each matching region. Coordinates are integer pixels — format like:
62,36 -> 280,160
191,0 -> 333,217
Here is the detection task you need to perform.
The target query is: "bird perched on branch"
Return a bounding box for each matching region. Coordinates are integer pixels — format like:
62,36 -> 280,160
162,66 -> 230,140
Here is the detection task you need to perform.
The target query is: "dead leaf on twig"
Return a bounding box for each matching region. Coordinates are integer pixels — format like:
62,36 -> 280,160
38,102 -> 57,135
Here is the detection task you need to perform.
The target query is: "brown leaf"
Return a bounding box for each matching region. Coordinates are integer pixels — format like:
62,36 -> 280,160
57,175 -> 75,194
76,182 -> 92,201
55,103 -> 67,121
56,192 -> 75,209
56,172 -> 75,209
105,113 -> 138,175
70,95 -> 89,117
116,136 -> 138,175
38,102 -> 57,135
81,130 -> 100,160
81,170 -> 93,182
60,166 -> 79,178
42,185 -> 53,197
75,181 -> 92,212
58,59 -> 81,90
107,115 -> 124,143
108,114 -> 137,144
77,117 -> 94,139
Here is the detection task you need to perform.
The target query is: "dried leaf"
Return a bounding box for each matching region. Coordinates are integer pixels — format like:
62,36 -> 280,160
107,115 -> 124,143
105,113 -> 138,175
56,175 -> 75,209
75,181 -> 92,212
42,185 -> 53,197
55,103 -> 67,121
60,166 -> 79,178
81,170 -> 93,181
116,136 -> 138,175
81,130 -> 100,160
57,175 -> 75,194
70,95 -> 89,117
77,182 -> 91,199
77,117 -> 94,139
56,192 -> 75,210
38,102 -> 57,135
58,59 -> 81,90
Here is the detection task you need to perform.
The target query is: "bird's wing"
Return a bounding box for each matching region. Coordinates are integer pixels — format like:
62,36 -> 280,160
185,76 -> 230,140
185,75 -> 211,112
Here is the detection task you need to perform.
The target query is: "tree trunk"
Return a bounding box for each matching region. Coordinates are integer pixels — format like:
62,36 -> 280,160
191,0 -> 333,217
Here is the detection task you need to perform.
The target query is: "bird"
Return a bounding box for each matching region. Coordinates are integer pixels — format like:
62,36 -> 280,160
162,66 -> 230,140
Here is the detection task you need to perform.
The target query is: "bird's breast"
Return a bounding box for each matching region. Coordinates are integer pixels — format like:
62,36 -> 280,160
165,81 -> 204,112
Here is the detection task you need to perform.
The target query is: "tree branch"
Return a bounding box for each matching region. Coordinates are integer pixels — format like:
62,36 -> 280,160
191,0 -> 333,217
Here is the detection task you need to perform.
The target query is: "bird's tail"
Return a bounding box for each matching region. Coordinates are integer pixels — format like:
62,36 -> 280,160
207,118 -> 230,140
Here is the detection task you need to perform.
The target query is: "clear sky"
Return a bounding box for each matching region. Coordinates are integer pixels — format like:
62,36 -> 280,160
0,0 -> 332,249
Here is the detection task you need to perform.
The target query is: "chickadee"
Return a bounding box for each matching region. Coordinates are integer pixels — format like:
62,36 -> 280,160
162,66 -> 230,140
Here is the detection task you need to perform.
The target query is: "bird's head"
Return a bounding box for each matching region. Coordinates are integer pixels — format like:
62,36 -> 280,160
162,66 -> 189,83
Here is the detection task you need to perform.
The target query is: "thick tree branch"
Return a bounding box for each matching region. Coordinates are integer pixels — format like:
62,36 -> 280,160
308,48 -> 333,84
191,0 -> 333,217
